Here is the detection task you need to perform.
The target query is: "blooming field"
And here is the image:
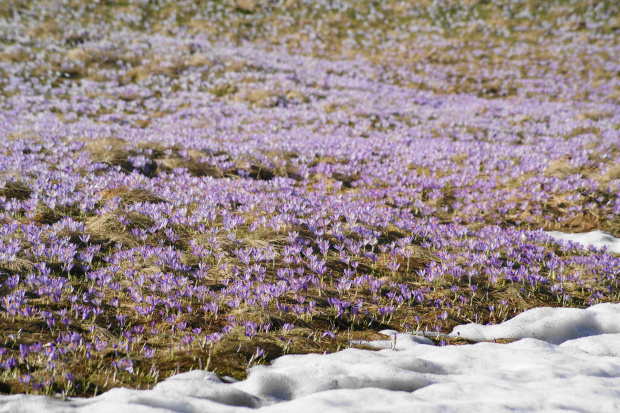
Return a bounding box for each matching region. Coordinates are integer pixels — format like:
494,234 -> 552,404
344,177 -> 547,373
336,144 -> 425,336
0,0 -> 619,399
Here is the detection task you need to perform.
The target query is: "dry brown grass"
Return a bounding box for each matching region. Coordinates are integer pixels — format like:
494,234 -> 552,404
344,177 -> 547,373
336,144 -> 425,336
99,187 -> 165,205
156,152 -> 225,179
84,212 -> 144,248
83,139 -> 228,178
0,257 -> 36,276
543,160 -> 581,179
84,138 -> 137,173
600,164 -> 620,183
0,180 -> 32,201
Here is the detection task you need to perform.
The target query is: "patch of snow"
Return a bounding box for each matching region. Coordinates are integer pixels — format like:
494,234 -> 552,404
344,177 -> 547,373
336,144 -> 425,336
353,329 -> 435,350
448,302 -> 620,344
559,333 -> 620,357
2,304 -> 620,412
546,230 -> 620,254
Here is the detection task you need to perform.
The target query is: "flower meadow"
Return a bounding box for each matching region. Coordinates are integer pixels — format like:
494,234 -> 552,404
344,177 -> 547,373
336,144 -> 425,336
0,0 -> 619,401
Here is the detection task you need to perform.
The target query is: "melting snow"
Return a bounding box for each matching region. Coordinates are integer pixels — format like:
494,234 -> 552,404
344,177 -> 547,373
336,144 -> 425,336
2,303 -> 620,412
546,230 -> 620,254
449,302 -> 620,344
